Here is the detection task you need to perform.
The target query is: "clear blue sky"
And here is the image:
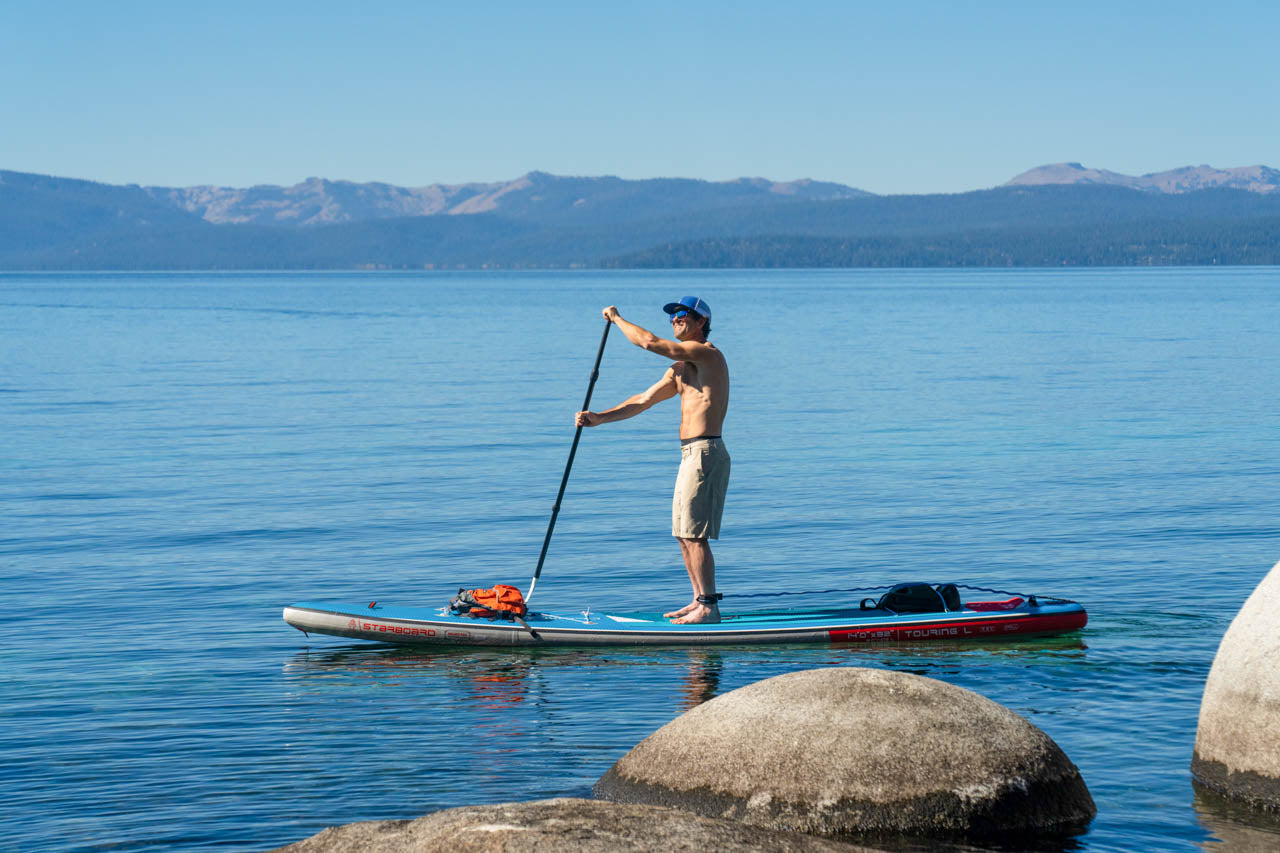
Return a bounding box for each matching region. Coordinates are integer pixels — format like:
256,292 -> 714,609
4,0 -> 1277,194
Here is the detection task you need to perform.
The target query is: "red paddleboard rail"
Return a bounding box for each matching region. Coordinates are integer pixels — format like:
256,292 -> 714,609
828,610 -> 1087,643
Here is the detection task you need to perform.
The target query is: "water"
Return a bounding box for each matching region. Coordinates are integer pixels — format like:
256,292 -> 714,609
3,268 -> 1279,851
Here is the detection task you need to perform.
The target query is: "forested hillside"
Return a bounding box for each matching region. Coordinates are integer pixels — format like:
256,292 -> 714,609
3,169 -> 1278,269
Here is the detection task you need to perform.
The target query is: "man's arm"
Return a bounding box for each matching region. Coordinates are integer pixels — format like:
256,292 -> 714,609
604,306 -> 715,363
576,369 -> 677,427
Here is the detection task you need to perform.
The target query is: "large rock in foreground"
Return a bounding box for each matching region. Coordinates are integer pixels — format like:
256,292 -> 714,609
594,667 -> 1094,841
273,797 -> 883,852
1193,560 -> 1280,810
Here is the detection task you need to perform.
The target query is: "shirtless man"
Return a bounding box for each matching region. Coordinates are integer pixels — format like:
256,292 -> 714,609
575,297 -> 730,625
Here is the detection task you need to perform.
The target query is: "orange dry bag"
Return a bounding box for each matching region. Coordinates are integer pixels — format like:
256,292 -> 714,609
449,584 -> 528,619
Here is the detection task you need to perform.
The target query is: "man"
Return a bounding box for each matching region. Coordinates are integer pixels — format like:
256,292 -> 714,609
575,297 -> 730,625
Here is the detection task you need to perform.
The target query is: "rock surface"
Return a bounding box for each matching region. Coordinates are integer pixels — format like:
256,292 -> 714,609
272,797 -> 882,852
594,667 -> 1094,841
1193,560 -> 1280,810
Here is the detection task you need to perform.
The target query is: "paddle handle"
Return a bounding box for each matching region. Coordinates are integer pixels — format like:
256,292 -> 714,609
528,318 -> 612,603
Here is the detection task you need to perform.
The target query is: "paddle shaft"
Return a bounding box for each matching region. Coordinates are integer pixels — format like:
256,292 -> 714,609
527,318 -> 612,602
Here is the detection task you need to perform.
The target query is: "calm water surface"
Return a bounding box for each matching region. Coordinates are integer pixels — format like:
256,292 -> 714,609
3,268 -> 1279,851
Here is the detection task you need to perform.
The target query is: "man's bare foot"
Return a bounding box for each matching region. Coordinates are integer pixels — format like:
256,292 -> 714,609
663,600 -> 699,619
671,604 -> 720,625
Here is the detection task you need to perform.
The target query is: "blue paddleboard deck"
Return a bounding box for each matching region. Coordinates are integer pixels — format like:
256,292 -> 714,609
283,598 -> 1087,647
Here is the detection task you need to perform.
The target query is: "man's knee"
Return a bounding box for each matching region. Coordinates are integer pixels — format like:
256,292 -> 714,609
678,536 -> 711,552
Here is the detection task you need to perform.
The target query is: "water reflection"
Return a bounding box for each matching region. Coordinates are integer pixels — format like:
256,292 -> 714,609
678,650 -> 722,709
1194,787 -> 1280,851
283,643 -> 735,712
282,635 -> 1087,711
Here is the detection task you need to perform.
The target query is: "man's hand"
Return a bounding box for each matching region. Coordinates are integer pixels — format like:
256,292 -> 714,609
602,305 -> 621,323
576,410 -> 602,427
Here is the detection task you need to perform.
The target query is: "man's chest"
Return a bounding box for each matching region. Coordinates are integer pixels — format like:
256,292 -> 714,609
673,362 -> 705,394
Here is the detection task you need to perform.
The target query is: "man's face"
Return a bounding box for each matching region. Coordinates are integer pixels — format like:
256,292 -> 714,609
670,310 -> 703,340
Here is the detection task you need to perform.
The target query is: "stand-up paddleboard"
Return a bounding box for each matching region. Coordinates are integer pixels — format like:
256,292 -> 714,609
283,594 -> 1086,648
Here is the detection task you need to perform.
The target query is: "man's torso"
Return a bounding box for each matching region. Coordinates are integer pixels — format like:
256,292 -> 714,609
672,346 -> 729,439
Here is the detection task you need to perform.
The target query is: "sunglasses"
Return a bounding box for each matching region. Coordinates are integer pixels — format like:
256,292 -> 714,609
670,310 -> 697,323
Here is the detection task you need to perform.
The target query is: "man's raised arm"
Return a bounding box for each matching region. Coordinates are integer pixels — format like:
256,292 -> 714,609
604,306 -> 713,363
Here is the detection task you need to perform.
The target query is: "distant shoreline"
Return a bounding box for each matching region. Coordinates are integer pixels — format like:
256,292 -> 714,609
4,261 -> 1279,274
5,167 -> 1279,270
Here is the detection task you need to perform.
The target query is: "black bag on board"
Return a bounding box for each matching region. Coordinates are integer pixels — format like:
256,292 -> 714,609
876,582 -> 949,613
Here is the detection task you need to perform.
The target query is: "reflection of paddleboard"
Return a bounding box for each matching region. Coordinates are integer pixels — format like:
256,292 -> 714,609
283,598 -> 1087,648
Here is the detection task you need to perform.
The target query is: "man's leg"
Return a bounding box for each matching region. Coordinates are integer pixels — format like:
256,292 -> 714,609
664,539 -> 701,618
666,439 -> 726,621
660,537 -> 701,617
671,537 -> 719,624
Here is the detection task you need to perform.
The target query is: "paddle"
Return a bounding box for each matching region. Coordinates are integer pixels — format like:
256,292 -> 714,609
526,317 -> 612,603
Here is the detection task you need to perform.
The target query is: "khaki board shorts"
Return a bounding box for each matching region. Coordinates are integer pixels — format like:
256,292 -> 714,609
672,437 -> 730,540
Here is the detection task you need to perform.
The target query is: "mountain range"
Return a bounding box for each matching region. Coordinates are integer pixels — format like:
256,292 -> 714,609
2,164 -> 1278,269
143,172 -> 872,228
1004,162 -> 1280,194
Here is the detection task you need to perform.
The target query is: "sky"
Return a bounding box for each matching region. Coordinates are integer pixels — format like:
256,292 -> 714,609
3,0 -> 1278,195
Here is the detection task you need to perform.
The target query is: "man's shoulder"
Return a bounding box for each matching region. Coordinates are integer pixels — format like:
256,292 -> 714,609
690,339 -> 724,357
698,341 -> 727,367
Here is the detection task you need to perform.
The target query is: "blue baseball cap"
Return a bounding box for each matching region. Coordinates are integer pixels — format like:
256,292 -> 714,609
662,296 -> 711,321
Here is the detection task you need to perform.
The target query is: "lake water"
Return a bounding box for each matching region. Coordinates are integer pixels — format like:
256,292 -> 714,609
3,268 -> 1279,851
